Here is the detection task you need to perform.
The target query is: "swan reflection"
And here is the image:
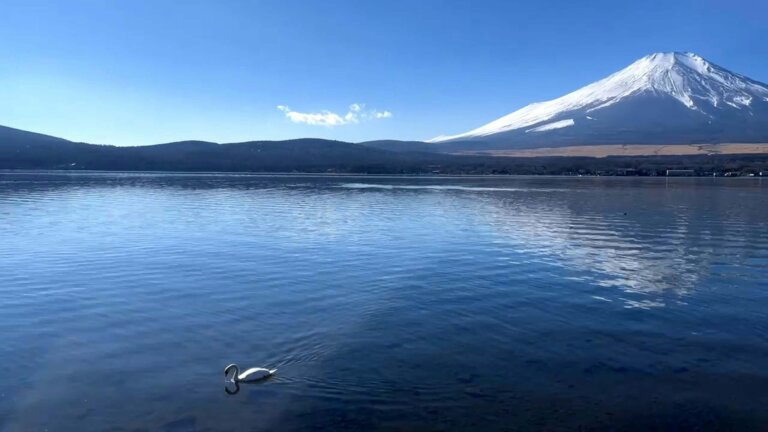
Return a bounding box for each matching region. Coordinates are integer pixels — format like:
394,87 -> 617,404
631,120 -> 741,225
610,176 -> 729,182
225,380 -> 240,395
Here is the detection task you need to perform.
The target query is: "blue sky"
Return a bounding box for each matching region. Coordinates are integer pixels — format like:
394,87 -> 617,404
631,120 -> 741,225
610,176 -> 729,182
1,0 -> 767,145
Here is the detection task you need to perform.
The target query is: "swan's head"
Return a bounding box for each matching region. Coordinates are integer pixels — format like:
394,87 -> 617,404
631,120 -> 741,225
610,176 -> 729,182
224,364 -> 238,379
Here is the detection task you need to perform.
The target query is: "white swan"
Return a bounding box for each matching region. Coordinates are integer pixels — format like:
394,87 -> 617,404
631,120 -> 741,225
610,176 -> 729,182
224,364 -> 277,382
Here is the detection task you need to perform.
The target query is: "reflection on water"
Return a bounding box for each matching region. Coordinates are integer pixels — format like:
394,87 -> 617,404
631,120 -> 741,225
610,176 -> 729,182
338,182 -> 571,192
224,381 -> 240,395
1,172 -> 767,431
478,195 -> 714,307
224,375 -> 276,395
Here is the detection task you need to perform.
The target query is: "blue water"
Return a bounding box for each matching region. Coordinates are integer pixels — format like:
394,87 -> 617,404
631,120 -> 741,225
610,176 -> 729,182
1,172 -> 767,431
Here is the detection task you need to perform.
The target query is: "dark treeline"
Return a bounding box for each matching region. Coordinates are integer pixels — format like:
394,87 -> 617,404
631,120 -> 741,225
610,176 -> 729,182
2,125 -> 767,176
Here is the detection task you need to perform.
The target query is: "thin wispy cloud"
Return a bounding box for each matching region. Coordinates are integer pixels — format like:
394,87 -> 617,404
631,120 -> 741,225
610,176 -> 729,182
277,103 -> 392,127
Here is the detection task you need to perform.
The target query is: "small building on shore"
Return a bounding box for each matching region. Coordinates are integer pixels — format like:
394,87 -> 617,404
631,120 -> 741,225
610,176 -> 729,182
666,169 -> 695,177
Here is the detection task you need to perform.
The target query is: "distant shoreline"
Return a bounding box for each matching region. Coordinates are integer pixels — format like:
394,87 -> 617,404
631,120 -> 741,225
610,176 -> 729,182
455,143 -> 768,158
1,169 -> 765,179
3,124 -> 767,176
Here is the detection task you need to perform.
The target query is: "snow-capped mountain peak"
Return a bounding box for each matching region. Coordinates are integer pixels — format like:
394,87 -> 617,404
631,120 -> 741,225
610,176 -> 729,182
430,52 -> 768,143
610,52 -> 767,110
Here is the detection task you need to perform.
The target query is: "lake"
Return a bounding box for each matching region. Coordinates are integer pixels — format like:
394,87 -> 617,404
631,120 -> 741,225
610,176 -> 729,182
1,172 -> 767,431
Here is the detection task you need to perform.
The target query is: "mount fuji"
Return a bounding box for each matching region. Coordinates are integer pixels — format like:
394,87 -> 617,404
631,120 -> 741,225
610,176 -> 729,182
430,52 -> 768,150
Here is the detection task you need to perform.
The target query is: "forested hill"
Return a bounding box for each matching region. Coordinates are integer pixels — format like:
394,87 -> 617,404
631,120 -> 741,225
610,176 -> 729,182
0,124 -> 449,172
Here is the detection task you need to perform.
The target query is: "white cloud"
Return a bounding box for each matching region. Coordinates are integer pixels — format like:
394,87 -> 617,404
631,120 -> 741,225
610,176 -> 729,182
277,103 -> 392,127
276,105 -> 346,126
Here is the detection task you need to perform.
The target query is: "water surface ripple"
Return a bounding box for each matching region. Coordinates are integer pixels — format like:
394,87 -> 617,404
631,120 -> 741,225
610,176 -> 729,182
1,173 -> 767,431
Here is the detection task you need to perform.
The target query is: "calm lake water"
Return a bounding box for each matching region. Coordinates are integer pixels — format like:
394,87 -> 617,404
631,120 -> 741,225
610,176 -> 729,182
1,172 -> 767,431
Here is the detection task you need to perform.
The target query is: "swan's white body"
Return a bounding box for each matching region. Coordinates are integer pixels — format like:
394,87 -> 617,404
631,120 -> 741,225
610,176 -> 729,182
237,367 -> 276,382
225,364 -> 276,382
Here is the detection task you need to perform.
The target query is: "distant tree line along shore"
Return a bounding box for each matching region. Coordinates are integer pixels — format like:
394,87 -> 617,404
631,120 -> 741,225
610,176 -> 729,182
1,124 -> 767,176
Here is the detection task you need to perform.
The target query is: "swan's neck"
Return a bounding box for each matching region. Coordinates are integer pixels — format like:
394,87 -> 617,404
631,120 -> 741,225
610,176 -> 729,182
226,364 -> 240,382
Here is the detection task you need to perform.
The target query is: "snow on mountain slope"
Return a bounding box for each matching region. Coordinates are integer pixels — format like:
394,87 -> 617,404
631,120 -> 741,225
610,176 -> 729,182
430,52 -> 768,145
526,119 -> 574,133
